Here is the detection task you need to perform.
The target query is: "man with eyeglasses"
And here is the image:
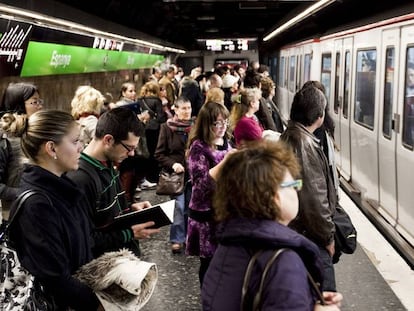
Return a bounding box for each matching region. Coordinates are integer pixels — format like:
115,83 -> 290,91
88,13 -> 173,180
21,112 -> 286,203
67,107 -> 159,258
280,85 -> 337,292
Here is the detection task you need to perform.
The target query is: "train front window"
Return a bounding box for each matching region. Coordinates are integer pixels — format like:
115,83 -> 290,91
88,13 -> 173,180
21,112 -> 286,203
354,49 -> 377,129
383,47 -> 395,140
402,47 -> 414,149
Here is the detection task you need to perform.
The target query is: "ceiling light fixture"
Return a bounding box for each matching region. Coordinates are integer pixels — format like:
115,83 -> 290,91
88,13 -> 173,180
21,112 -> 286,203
197,16 -> 215,21
263,0 -> 336,41
0,3 -> 186,53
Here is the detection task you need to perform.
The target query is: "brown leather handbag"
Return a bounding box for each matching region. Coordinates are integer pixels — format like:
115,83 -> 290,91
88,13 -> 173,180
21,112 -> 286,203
155,169 -> 185,196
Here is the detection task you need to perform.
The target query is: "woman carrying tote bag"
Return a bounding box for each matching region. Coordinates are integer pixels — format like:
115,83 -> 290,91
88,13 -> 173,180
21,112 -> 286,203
155,96 -> 195,254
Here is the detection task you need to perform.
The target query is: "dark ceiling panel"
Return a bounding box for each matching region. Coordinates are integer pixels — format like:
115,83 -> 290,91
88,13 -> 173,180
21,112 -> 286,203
50,0 -> 414,51
50,0 -> 311,50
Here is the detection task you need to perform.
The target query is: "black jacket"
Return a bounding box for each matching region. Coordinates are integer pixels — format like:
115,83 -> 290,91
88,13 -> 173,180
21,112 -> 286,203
10,164 -> 99,310
280,121 -> 336,247
139,96 -> 167,131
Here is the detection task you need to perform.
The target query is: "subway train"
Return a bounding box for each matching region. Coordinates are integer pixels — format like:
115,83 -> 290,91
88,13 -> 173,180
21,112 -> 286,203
273,11 -> 414,268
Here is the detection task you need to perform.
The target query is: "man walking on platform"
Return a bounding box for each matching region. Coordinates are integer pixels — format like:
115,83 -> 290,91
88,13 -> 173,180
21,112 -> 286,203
67,107 -> 159,258
280,85 -> 337,291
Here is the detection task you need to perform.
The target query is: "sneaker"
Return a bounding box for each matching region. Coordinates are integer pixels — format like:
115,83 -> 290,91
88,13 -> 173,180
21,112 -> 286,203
141,178 -> 157,190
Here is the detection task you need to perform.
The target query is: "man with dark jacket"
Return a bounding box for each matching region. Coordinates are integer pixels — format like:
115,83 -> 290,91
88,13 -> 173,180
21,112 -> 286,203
280,85 -> 337,291
67,107 -> 159,257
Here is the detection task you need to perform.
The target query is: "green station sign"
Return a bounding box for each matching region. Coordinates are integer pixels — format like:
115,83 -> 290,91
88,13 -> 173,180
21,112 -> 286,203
20,41 -> 165,77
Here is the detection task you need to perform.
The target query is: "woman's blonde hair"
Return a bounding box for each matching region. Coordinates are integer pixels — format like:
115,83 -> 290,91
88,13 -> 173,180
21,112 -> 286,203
229,87 -> 261,131
204,87 -> 224,105
70,85 -> 104,119
139,81 -> 160,97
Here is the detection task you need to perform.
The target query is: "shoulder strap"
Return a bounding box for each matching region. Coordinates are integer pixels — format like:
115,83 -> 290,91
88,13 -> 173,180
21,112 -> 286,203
241,250 -> 263,309
241,248 -> 286,311
2,190 -> 50,242
306,270 -> 325,305
7,190 -> 38,227
252,248 -> 286,309
140,98 -> 156,116
241,248 -> 325,310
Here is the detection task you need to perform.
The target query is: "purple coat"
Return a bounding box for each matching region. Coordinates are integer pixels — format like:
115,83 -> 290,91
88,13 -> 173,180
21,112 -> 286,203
202,218 -> 324,311
186,139 -> 232,258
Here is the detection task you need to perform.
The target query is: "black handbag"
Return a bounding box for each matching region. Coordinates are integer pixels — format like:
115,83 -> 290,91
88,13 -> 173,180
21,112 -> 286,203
156,169 -> 185,196
332,204 -> 357,263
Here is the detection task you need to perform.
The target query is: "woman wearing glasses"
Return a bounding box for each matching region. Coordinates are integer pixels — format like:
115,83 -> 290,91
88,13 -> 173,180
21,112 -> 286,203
202,140 -> 342,311
186,101 -> 233,286
0,82 -> 43,220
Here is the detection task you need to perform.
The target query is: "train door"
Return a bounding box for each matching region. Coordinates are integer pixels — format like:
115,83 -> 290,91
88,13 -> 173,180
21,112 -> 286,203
395,25 -> 414,245
377,28 -> 399,223
333,38 -> 353,179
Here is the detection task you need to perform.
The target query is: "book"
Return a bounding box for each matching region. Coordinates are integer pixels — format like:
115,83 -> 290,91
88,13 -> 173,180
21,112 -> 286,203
105,200 -> 175,231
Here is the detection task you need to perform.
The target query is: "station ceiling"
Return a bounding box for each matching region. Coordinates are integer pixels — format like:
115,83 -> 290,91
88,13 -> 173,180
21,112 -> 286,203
51,0 -> 414,51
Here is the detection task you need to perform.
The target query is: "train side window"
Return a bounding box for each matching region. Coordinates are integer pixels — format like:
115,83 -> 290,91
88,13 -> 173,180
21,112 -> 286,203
270,57 -> 277,83
289,55 -> 296,92
279,56 -> 285,87
334,52 -> 341,114
343,51 -> 351,119
383,47 -> 395,140
402,47 -> 414,149
354,49 -> 377,129
297,54 -> 303,90
321,53 -> 332,103
304,53 -> 311,82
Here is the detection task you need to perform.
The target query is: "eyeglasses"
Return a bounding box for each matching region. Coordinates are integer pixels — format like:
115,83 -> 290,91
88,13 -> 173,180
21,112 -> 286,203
213,120 -> 229,128
29,99 -> 44,106
119,141 -> 136,153
280,179 -> 303,191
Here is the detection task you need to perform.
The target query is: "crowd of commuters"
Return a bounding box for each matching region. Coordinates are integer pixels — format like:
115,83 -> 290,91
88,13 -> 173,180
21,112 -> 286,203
0,61 -> 345,309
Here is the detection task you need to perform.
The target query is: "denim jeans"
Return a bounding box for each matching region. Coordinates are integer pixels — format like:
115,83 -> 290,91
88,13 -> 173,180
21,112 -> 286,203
169,192 -> 187,244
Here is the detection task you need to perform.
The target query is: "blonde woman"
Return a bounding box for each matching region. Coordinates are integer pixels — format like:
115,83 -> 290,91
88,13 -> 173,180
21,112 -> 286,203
229,87 -> 263,146
70,85 -> 105,147
6,110 -> 102,310
204,87 -> 224,106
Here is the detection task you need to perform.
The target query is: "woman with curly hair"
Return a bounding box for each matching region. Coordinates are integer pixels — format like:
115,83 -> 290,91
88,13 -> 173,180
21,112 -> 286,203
202,140 -> 343,311
70,85 -> 105,147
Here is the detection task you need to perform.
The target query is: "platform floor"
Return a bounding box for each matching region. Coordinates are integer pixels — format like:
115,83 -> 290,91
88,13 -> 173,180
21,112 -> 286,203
138,188 -> 412,311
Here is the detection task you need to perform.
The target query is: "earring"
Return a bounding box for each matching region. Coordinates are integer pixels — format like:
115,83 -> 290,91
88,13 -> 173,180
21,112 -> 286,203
53,155 -> 57,160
